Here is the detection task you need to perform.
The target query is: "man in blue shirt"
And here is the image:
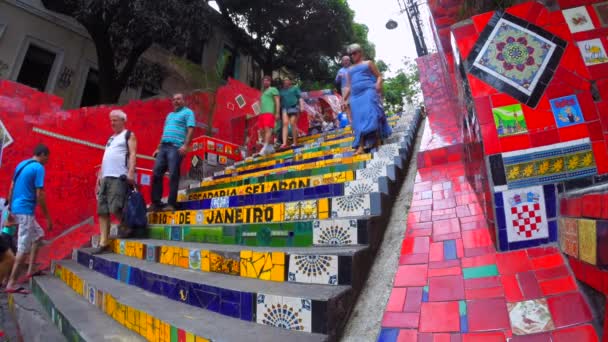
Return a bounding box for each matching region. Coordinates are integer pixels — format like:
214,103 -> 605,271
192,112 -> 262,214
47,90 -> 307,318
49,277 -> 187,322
5,144 -> 52,292
150,93 -> 195,212
335,55 -> 352,123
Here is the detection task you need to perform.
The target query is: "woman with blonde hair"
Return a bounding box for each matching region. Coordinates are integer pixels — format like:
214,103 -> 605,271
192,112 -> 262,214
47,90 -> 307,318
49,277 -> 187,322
343,44 -> 392,154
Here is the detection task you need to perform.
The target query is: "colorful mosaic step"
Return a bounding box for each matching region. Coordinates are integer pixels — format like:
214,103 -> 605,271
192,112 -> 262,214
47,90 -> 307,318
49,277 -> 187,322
235,138 -> 354,169
149,193 -> 386,225
212,152 -> 371,181
147,218 -> 372,247
103,239 -> 362,285
51,260 -> 327,341
179,179 -> 391,211
201,154 -> 373,187
32,276 -> 145,341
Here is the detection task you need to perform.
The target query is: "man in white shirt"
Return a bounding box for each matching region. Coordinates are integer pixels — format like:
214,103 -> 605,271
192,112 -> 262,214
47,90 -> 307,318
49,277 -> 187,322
94,110 -> 137,254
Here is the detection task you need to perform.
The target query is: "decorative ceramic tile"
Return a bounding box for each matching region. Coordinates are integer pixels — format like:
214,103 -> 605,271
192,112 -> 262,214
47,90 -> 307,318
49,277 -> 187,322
550,95 -> 584,128
210,196 -> 230,209
493,104 -> 528,137
240,251 -> 285,281
356,158 -> 391,180
209,251 -> 240,275
559,217 -> 579,258
257,294 -> 312,332
502,186 -> 548,242
577,39 -> 608,66
593,2 -> 608,27
313,219 -> 358,245
466,12 -> 566,107
375,143 -> 400,160
189,249 -> 202,270
332,194 -> 371,218
288,254 -> 338,285
507,299 -> 555,335
146,245 -> 158,262
502,139 -> 596,189
86,283 -> 97,306
563,6 -> 595,33
578,219 -> 597,265
344,179 -> 379,196
284,202 -> 301,221
301,200 -> 318,220
281,296 -> 313,333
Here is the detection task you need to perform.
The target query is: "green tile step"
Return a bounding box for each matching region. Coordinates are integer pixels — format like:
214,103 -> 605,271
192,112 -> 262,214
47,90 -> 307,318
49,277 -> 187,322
105,239 -> 366,285
32,276 -> 145,341
52,260 -> 330,341
145,218 -> 372,247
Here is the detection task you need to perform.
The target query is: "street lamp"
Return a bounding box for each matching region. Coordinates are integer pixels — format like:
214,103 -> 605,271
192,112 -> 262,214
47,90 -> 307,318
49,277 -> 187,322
386,0 -> 428,57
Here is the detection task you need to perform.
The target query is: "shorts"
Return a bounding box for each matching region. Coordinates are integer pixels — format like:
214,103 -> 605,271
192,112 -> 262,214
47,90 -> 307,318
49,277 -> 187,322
283,106 -> 299,117
257,113 -> 275,129
14,215 -> 44,254
97,177 -> 128,216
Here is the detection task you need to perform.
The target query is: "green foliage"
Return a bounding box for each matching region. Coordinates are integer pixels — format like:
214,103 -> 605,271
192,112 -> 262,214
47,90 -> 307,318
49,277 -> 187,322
351,23 -> 376,60
376,60 -> 389,74
383,58 -> 421,112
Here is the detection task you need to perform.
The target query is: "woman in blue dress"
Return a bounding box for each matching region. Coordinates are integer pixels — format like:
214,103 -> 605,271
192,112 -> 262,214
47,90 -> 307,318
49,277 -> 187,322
343,44 -> 392,154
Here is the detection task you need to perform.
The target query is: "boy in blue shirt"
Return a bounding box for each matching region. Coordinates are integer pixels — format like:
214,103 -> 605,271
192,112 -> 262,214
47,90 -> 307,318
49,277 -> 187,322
5,144 -> 52,293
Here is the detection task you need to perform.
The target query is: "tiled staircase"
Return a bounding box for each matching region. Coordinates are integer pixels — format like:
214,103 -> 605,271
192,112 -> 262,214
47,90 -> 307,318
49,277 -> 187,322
27,111 -> 423,341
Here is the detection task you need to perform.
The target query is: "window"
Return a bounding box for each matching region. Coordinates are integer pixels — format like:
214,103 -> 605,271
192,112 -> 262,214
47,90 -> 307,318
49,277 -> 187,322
220,45 -> 237,80
16,44 -> 56,91
80,68 -> 100,107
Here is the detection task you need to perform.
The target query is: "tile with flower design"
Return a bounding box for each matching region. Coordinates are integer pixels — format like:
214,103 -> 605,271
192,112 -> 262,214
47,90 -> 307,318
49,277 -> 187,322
508,298 -> 555,335
313,219 -> 358,246
288,254 -> 338,285
466,12 -> 566,107
502,138 -> 596,189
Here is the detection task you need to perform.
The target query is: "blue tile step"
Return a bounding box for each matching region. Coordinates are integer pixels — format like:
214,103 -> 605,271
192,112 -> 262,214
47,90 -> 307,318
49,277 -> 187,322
86,241 -> 365,286
52,259 -> 329,341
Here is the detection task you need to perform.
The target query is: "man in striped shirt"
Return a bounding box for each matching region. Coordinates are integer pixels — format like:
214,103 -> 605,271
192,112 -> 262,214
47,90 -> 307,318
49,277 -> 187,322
150,93 -> 195,211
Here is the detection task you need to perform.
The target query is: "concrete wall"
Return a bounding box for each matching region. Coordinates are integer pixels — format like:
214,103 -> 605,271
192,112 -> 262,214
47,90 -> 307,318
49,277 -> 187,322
0,0 -> 262,108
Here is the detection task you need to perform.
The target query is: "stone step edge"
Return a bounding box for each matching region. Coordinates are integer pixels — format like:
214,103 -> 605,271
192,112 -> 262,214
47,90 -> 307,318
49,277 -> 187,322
52,260 -> 332,340
32,276 -> 145,341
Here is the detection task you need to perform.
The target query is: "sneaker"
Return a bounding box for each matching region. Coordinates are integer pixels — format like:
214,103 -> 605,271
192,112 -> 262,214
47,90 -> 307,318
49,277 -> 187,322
263,145 -> 275,155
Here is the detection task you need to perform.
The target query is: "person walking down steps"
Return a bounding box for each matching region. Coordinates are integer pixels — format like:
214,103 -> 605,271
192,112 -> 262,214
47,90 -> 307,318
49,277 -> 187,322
93,110 -> 137,254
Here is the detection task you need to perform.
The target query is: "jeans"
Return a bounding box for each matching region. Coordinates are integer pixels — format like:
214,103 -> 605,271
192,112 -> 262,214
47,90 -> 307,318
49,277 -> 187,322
151,143 -> 183,206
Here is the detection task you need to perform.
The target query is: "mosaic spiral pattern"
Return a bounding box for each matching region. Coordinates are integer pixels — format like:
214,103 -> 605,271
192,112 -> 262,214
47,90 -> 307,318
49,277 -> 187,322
335,195 -> 365,213
293,255 -> 333,277
317,225 -> 354,245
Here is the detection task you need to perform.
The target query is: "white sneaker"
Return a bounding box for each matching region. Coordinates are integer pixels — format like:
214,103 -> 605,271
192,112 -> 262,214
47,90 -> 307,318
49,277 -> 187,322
262,144 -> 275,155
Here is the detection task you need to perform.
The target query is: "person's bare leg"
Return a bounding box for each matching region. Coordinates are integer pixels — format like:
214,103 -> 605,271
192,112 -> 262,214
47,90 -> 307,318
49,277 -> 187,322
282,112 -> 289,146
6,253 -> 25,289
354,140 -> 365,155
290,114 -> 298,146
26,240 -> 41,275
264,128 -> 273,146
99,214 -> 111,247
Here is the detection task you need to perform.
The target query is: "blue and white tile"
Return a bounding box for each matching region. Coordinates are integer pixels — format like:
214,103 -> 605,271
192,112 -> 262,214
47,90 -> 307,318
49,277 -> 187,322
313,219 -> 358,245
281,296 -> 313,333
331,194 -> 371,218
189,249 -> 202,270
356,158 -> 391,181
288,254 -> 338,285
211,196 -> 230,209
374,143 -> 401,160
344,179 -> 379,196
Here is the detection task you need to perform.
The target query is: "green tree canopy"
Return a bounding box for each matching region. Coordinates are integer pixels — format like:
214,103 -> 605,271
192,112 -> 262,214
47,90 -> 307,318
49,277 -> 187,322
41,0 -> 213,104
383,58 -> 421,113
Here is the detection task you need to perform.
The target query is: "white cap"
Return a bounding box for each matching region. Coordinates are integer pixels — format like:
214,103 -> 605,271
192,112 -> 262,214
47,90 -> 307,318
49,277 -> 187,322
109,109 -> 127,122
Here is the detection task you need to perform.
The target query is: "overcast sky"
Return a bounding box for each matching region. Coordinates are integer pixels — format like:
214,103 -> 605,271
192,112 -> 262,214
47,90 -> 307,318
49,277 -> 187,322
348,0 -> 423,75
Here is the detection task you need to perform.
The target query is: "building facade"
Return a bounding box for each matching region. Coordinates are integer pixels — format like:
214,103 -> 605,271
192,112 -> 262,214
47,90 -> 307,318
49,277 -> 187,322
0,0 -> 263,108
